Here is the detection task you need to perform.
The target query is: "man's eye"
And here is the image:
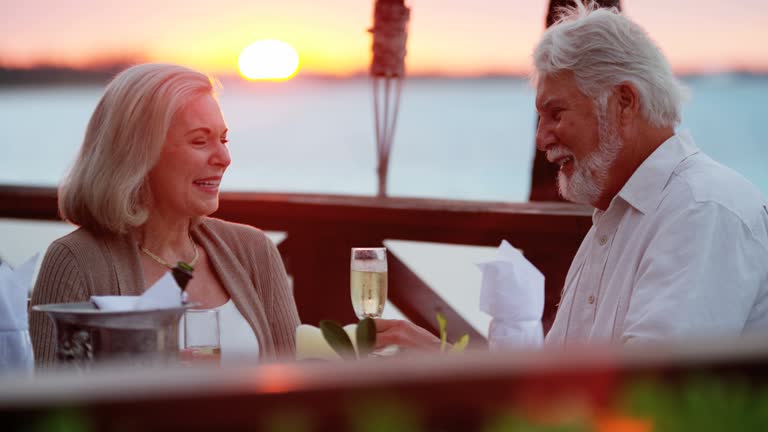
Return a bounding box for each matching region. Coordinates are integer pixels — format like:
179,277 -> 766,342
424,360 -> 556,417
192,139 -> 206,145
552,109 -> 564,120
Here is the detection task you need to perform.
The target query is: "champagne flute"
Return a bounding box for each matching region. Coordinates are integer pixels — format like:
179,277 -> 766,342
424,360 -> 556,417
182,309 -> 221,364
350,247 -> 388,319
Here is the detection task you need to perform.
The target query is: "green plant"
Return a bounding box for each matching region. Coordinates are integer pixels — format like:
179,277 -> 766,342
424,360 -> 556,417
320,317 -> 376,359
436,312 -> 470,352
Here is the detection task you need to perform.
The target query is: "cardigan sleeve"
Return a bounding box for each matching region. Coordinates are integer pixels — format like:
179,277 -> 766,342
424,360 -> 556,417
29,241 -> 89,367
259,236 -> 301,359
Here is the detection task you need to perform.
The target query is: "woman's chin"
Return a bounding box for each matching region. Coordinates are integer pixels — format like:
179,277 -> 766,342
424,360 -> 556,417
193,199 -> 220,218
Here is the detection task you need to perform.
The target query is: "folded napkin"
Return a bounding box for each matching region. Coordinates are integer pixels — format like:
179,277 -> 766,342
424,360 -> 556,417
477,240 -> 544,350
295,323 -> 357,361
0,254 -> 39,372
91,272 -> 184,311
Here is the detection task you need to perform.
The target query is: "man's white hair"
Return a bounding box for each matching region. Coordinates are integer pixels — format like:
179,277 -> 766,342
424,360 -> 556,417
532,0 -> 687,127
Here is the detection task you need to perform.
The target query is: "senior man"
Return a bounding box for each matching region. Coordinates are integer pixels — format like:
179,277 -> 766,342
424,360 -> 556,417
375,1 -> 768,349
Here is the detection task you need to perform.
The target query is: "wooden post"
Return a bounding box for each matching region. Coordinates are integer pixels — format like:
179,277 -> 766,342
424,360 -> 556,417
529,0 -> 621,202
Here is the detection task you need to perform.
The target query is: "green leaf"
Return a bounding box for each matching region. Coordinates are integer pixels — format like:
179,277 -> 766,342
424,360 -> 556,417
436,312 -> 447,352
319,320 -> 357,360
356,317 -> 376,358
450,334 -> 470,353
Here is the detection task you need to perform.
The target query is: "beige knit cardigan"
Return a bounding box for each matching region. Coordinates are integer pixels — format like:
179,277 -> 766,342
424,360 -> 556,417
29,218 -> 301,366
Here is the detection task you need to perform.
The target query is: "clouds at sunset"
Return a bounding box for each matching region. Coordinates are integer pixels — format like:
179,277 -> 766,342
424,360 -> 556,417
1,0 -> 766,76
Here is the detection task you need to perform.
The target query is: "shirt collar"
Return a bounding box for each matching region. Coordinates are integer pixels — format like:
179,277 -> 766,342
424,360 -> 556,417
615,131 -> 700,215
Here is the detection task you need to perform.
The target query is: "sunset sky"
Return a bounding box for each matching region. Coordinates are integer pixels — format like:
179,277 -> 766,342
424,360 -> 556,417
1,0 -> 767,77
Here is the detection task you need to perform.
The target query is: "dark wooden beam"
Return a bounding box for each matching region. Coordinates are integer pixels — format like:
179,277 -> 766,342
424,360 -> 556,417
0,185 -> 59,220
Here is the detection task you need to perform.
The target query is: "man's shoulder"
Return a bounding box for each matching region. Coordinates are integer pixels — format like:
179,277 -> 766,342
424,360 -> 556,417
666,152 -> 768,235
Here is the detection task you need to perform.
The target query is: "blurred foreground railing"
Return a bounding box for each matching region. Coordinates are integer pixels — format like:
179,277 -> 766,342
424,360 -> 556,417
2,338 -> 768,431
0,185 -> 593,343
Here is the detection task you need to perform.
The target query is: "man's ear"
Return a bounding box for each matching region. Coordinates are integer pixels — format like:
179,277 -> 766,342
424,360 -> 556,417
617,82 -> 640,124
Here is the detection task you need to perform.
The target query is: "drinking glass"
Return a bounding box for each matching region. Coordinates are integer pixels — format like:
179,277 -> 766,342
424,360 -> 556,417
350,247 -> 388,319
182,309 -> 221,364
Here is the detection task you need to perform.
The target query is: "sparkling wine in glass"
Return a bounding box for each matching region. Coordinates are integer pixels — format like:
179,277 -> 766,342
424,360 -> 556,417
350,247 -> 388,319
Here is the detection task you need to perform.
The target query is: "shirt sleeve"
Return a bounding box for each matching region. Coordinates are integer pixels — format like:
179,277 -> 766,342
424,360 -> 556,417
622,201 -> 764,344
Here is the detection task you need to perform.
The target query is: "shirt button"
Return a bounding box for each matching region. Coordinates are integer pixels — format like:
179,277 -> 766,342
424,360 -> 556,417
587,295 -> 595,304
598,235 -> 608,246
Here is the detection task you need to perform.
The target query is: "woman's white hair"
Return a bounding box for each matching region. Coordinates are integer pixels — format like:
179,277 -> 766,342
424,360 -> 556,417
59,63 -> 216,234
532,0 -> 687,127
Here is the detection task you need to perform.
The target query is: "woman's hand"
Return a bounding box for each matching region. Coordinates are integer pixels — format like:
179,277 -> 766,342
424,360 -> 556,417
374,319 -> 443,351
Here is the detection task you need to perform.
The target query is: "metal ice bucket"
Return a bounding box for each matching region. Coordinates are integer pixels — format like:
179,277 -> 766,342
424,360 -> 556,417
33,302 -> 188,368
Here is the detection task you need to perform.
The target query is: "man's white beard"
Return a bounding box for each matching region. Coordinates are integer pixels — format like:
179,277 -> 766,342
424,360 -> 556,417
557,113 -> 622,205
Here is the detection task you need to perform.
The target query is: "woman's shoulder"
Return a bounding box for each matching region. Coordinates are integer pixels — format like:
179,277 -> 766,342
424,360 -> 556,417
47,227 -> 106,255
40,227 -> 123,276
37,228 -> 106,287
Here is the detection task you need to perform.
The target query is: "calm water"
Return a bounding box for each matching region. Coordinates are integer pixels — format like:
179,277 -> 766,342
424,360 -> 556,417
1,76 -> 766,333
4,75 -> 765,200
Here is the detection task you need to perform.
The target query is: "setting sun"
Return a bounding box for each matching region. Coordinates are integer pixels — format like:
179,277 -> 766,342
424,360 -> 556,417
238,40 -> 300,81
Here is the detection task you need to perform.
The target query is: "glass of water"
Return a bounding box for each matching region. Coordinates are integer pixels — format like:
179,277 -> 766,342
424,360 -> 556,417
182,309 -> 221,364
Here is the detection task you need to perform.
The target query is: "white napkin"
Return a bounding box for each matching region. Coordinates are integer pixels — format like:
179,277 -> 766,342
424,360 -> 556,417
91,272 -> 184,311
477,240 -> 544,350
0,254 -> 39,372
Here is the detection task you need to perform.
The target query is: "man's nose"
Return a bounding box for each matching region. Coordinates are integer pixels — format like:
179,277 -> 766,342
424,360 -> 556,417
535,118 -> 555,152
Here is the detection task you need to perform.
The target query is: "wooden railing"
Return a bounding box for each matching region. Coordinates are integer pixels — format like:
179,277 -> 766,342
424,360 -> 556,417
0,185 -> 593,344
3,338 -> 768,431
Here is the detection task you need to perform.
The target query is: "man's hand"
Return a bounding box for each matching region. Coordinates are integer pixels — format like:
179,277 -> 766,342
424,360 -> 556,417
374,319 -> 443,351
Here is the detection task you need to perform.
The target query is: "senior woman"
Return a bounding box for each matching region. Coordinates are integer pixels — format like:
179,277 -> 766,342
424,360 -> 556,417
29,63 -> 300,366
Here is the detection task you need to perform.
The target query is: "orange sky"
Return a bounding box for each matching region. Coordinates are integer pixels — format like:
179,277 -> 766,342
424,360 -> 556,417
1,0 -> 767,76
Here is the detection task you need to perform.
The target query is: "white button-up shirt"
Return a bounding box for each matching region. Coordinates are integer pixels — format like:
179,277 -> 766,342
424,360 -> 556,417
546,132 -> 768,346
